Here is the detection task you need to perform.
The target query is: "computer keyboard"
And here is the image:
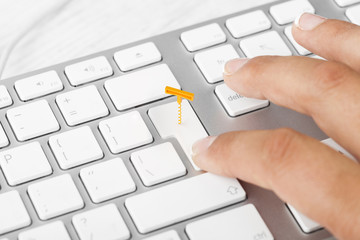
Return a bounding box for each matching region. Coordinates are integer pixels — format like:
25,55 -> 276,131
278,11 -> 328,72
0,0 -> 359,239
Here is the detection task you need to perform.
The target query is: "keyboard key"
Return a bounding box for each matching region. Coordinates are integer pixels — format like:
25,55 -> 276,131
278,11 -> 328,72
14,71 -> 63,101
131,142 -> 186,186
0,142 -> 52,186
215,84 -> 269,117
7,100 -> 59,141
335,0 -> 360,7
346,4 -> 360,25
65,56 -> 113,86
287,204 -> 322,233
125,173 -> 246,234
270,0 -> 315,25
194,44 -> 240,83
149,101 -> 207,170
114,42 -> 162,71
28,174 -> 84,220
99,111 -> 152,154
18,221 -> 71,240
284,26 -> 311,56
49,126 -> 103,169
143,230 -> 181,240
186,204 -> 273,240
240,31 -> 292,58
105,64 -> 180,111
226,10 -> 271,38
0,85 -> 12,109
0,191 -> 31,235
56,85 -> 109,126
73,204 -> 130,240
181,23 -> 226,52
80,158 -> 136,203
0,123 -> 9,148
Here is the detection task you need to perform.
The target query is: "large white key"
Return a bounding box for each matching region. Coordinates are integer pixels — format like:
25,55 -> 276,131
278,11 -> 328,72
240,31 -> 292,58
7,100 -> 59,141
149,101 -> 207,170
0,124 -> 9,148
143,230 -> 181,240
28,174 -> 84,220
186,204 -> 273,240
114,42 -> 162,71
346,4 -> 360,25
215,84 -> 269,117
73,204 -> 130,240
14,71 -> 63,101
287,205 -> 322,233
0,85 -> 12,109
0,142 -> 52,186
335,0 -> 360,7
105,64 -> 180,111
80,158 -> 136,203
131,142 -> 186,186
49,126 -> 103,169
284,26 -> 311,56
65,56 -> 113,86
226,10 -> 271,38
270,0 -> 315,25
126,173 -> 246,234
0,191 -> 31,235
194,44 -> 240,83
99,111 -> 152,154
56,85 -> 108,126
18,221 -> 71,240
181,23 -> 226,52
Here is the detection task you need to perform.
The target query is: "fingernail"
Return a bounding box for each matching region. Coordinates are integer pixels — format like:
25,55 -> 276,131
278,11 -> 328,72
192,136 -> 217,160
224,58 -> 248,76
294,12 -> 326,31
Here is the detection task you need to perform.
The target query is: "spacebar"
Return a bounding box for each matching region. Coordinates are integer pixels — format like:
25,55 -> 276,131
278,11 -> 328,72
125,173 -> 246,233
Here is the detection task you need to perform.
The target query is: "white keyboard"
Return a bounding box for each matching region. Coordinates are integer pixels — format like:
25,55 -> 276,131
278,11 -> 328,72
1,0 -> 358,239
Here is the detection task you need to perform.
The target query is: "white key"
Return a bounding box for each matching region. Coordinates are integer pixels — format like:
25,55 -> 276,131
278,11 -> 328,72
346,4 -> 360,25
18,221 -> 71,240
284,26 -> 311,56
287,204 -> 322,233
0,124 -> 9,148
80,158 -> 136,203
0,85 -> 12,109
270,0 -> 315,25
56,85 -> 109,126
73,204 -> 130,240
215,84 -> 269,117
148,101 -> 208,171
99,111 -> 152,154
7,100 -> 59,141
143,230 -> 181,240
126,173 -> 246,234
105,64 -> 180,111
28,174 -> 84,220
335,0 -> 360,7
226,10 -> 271,38
0,191 -> 31,235
114,42 -> 162,71
49,126 -> 103,169
186,204 -> 273,240
14,71 -> 63,101
240,31 -> 292,58
65,56 -> 113,86
194,44 -> 240,83
181,23 -> 226,52
322,138 -> 357,162
131,142 -> 186,186
0,142 -> 52,186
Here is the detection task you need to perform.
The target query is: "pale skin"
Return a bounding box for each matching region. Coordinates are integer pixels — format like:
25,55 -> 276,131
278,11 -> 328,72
192,13 -> 360,240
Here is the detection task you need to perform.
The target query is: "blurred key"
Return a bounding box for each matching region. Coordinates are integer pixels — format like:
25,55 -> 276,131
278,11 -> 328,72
0,85 -> 12,109
284,26 -> 311,56
0,123 -> 9,148
335,0 -> 360,7
346,4 -> 360,25
270,0 -> 315,25
18,221 -> 71,240
287,204 -> 322,233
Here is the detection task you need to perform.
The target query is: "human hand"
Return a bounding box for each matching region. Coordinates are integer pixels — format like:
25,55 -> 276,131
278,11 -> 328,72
192,13 -> 360,240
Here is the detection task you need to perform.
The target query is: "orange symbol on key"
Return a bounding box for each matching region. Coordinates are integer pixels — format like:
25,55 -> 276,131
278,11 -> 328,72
165,86 -> 194,124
